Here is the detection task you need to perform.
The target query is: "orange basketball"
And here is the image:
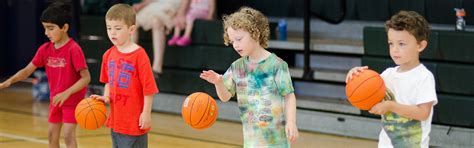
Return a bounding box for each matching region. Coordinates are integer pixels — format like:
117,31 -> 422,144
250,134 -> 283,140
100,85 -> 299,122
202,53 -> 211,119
345,69 -> 386,110
182,92 -> 218,129
75,98 -> 107,130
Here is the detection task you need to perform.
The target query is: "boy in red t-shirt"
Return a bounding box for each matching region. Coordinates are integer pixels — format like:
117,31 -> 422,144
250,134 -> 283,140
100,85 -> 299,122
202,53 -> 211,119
90,4 -> 158,147
0,2 -> 90,148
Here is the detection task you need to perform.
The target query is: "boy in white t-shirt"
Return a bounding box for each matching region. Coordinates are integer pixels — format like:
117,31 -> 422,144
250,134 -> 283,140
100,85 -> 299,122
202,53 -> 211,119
346,11 -> 437,148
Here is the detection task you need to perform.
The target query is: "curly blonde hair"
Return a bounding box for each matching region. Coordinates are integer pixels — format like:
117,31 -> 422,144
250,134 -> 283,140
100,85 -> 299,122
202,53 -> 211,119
385,11 -> 430,42
222,7 -> 269,48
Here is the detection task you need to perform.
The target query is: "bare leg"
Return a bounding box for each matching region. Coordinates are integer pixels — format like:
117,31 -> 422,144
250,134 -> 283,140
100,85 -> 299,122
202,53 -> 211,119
182,19 -> 195,39
62,123 -> 77,148
48,123 -> 62,148
151,18 -> 166,73
172,26 -> 182,38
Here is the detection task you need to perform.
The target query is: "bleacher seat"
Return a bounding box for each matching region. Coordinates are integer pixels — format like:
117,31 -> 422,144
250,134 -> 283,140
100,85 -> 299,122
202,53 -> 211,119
435,94 -> 474,127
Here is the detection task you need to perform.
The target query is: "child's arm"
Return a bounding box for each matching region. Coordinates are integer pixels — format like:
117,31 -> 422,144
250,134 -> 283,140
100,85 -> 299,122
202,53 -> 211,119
284,93 -> 299,143
206,0 -> 216,20
52,69 -> 91,106
200,70 -> 232,102
345,66 -> 368,83
174,0 -> 190,28
370,101 -> 434,121
139,95 -> 153,129
0,63 -> 37,89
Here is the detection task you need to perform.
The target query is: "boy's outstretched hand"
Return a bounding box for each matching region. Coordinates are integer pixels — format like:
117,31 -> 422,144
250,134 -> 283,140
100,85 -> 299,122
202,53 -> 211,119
52,91 -> 71,106
90,94 -> 110,103
345,66 -> 369,83
0,81 -> 11,89
286,121 -> 299,144
200,70 -> 223,84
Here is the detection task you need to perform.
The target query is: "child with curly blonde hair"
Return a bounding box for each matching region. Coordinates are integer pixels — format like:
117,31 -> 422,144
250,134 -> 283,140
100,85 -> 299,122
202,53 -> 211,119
200,7 -> 299,147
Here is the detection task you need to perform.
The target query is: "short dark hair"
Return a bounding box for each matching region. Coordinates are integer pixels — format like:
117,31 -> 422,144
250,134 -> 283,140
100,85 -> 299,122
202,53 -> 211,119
385,11 -> 430,42
40,2 -> 71,28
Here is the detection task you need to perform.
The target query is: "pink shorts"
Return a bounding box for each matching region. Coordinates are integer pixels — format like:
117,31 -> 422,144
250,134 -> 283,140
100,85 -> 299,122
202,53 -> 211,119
48,104 -> 77,123
186,8 -> 209,23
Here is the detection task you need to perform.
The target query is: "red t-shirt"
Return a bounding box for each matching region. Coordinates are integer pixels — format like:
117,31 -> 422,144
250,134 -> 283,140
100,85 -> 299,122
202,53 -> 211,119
32,39 -> 88,106
100,46 -> 158,136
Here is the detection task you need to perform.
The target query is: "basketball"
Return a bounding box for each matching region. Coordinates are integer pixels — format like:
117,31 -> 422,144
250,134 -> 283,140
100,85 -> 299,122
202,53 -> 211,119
75,98 -> 107,130
182,92 -> 218,129
345,69 -> 386,110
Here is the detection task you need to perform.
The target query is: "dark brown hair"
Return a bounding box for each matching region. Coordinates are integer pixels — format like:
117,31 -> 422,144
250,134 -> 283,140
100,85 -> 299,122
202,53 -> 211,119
385,11 -> 430,42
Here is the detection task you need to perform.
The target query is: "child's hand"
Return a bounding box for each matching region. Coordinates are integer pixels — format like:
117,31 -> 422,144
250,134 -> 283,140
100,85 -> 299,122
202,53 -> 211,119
345,66 -> 369,83
206,15 -> 213,20
286,121 -> 299,144
174,14 -> 186,29
200,70 -> 223,85
0,81 -> 11,90
139,112 -> 151,129
369,101 -> 394,115
132,3 -> 145,12
52,91 -> 71,106
90,94 -> 109,103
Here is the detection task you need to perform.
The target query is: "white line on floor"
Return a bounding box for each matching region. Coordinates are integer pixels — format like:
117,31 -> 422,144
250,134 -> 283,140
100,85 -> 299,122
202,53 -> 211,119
0,132 -> 66,147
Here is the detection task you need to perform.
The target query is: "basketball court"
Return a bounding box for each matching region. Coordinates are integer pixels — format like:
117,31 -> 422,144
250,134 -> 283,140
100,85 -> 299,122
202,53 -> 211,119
0,82 -> 377,147
3,1 -> 473,147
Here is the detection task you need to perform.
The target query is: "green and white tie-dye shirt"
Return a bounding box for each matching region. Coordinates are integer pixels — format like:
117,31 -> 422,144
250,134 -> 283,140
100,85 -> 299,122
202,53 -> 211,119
222,53 -> 294,148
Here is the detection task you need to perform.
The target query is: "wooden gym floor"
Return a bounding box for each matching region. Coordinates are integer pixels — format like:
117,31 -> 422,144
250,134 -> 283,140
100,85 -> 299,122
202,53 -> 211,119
0,82 -> 377,147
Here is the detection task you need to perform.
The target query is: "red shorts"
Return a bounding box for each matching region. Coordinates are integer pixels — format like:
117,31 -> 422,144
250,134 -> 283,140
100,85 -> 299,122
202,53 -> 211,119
48,104 -> 77,123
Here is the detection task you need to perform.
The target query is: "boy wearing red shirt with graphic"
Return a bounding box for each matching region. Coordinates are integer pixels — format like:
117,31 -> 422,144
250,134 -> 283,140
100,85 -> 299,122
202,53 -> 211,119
0,2 -> 90,148
91,4 -> 158,148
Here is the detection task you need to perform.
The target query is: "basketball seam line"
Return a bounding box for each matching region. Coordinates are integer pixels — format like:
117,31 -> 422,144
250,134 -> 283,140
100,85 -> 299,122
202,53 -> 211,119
348,74 -> 379,98
193,93 -> 211,127
86,99 -> 101,129
195,95 -> 211,128
351,80 -> 384,104
203,100 -> 217,128
76,99 -> 95,116
189,92 -> 202,126
95,108 -> 107,120
84,99 -> 92,129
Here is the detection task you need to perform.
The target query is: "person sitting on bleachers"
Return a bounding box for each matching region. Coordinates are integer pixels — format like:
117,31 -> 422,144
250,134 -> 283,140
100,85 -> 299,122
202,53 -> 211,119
167,0 -> 215,46
133,0 -> 189,76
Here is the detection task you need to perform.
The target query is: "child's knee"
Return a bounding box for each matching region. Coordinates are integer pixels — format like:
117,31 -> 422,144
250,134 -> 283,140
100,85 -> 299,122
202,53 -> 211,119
63,133 -> 76,143
63,129 -> 77,144
48,130 -> 60,142
48,124 -> 61,135
152,18 -> 163,27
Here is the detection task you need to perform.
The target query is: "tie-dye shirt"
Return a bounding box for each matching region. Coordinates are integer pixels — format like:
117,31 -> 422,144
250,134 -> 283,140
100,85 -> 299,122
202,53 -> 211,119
223,53 -> 294,148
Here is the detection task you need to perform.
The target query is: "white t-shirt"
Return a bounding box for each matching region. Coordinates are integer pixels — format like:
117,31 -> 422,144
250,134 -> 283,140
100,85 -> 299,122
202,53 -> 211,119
378,64 -> 438,148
